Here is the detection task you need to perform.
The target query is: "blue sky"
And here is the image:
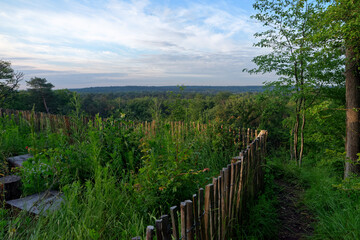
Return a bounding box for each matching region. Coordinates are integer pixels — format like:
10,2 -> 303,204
0,0 -> 275,89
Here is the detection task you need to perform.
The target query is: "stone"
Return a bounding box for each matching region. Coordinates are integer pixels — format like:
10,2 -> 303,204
6,190 -> 64,215
7,154 -> 33,168
0,175 -> 22,200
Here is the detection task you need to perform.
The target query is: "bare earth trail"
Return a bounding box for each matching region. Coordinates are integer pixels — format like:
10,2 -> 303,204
275,179 -> 314,240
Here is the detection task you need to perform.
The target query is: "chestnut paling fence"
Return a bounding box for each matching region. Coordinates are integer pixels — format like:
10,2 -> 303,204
0,108 -> 259,152
0,109 -> 267,239
132,130 -> 268,240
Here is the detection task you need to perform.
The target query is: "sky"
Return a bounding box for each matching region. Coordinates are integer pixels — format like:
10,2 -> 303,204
0,0 -> 276,89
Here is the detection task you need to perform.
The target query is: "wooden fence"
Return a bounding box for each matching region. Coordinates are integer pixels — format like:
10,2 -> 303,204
0,108 -> 259,150
132,130 -> 268,240
0,108 -> 267,239
0,108 -> 69,132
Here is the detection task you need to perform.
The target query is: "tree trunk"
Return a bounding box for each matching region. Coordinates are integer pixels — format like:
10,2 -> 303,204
344,46 -> 360,178
293,111 -> 299,163
290,128 -> 294,161
299,104 -> 306,167
42,95 -> 50,114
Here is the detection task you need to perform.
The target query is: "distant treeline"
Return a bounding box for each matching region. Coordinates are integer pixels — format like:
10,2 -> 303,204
69,85 -> 265,94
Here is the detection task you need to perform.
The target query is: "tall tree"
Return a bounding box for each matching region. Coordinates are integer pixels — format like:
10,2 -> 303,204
0,60 -> 23,107
315,0 -> 360,177
245,0 -> 344,165
26,77 -> 54,113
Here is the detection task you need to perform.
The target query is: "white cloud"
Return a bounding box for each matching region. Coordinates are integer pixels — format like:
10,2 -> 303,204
0,0 -> 271,87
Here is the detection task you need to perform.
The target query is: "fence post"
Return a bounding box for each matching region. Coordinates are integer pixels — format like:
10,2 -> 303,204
217,175 -> 222,240
155,219 -> 163,240
146,226 -> 155,240
160,215 -> 171,240
170,206 -> 179,240
199,188 -> 205,240
185,200 -> 194,240
236,154 -> 244,220
128,128 -> 267,240
228,163 -> 235,219
192,194 -> 201,240
204,184 -> 214,240
212,178 -> 218,239
181,202 -> 187,240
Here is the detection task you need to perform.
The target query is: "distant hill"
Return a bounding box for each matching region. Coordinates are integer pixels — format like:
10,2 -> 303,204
70,86 -> 265,94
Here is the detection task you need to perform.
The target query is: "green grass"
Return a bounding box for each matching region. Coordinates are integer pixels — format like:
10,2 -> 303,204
4,166 -> 154,239
265,149 -> 360,240
301,168 -> 360,239
234,157 -> 279,240
0,113 -> 240,238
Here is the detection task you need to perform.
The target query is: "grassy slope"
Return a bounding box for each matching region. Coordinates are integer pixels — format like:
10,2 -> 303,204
253,150 -> 360,239
238,147 -> 360,240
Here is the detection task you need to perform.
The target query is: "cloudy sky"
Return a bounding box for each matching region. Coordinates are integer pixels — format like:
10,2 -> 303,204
0,0 -> 275,89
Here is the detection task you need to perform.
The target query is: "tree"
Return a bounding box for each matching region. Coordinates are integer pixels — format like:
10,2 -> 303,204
315,0 -> 360,177
0,60 -> 23,107
245,0 -> 344,166
26,77 -> 54,113
53,89 -> 73,114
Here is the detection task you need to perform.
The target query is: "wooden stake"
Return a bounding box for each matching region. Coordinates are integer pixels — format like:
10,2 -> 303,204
186,200 -> 194,240
192,194 -> 201,240
160,215 -> 171,240
146,226 -> 155,240
155,219 -> 163,240
181,202 -> 187,240
170,206 -> 179,240
217,175 -> 222,240
212,178 -> 218,239
199,188 -> 205,240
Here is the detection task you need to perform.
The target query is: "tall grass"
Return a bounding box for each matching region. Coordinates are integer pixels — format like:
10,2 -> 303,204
1,111 -> 242,238
0,114 -> 32,177
301,167 -> 360,240
267,149 -> 360,240
5,166 -> 154,239
0,114 -> 31,156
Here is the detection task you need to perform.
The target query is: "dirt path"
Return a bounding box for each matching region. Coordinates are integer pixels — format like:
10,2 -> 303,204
275,179 -> 314,240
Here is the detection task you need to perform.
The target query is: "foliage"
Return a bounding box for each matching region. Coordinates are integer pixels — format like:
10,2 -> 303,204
302,166 -> 360,239
0,113 -> 32,164
20,152 -> 57,195
245,0 -> 344,166
0,60 -> 23,107
0,102 -> 245,238
265,148 -> 360,240
247,0 -> 344,86
315,0 -> 360,56
304,99 -> 346,151
3,166 -> 154,239
236,159 -> 279,239
0,83 -> 351,239
134,122 -> 237,212
26,77 -> 54,113
313,0 -> 360,177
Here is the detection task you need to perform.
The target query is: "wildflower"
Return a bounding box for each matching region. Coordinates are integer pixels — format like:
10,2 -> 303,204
133,183 -> 141,191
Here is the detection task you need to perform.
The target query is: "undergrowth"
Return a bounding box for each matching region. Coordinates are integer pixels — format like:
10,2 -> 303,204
0,109 -> 240,239
235,157 -> 279,240
265,149 -> 360,240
